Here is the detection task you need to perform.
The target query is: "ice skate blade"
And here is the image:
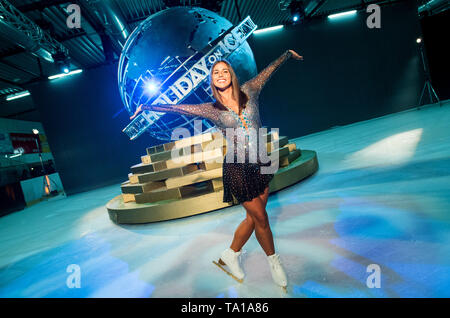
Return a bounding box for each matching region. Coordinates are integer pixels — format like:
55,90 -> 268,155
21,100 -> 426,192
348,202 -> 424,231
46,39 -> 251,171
212,260 -> 244,284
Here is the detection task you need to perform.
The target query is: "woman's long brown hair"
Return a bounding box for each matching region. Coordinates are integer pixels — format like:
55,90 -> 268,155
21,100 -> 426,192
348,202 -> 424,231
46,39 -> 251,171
209,59 -> 248,115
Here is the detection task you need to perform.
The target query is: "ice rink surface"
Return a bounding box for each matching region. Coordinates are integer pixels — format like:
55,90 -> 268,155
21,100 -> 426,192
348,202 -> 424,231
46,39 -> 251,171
1,101 -> 449,298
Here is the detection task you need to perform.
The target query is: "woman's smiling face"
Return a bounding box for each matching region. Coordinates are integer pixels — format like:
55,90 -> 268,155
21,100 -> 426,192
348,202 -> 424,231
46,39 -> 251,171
212,62 -> 232,89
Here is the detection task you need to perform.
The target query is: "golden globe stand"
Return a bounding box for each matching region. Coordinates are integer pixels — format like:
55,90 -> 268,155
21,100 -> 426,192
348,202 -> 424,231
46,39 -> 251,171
106,130 -> 318,224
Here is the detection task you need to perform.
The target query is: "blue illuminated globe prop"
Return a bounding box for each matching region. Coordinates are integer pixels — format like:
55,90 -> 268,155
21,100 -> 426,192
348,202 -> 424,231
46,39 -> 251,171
118,6 -> 258,141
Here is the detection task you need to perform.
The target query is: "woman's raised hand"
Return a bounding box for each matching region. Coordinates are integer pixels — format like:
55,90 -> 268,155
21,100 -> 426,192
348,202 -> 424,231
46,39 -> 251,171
130,104 -> 143,120
288,49 -> 303,60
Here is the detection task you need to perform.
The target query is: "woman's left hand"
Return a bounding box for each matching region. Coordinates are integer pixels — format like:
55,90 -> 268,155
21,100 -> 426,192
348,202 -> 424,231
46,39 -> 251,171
289,49 -> 303,60
130,104 -> 143,120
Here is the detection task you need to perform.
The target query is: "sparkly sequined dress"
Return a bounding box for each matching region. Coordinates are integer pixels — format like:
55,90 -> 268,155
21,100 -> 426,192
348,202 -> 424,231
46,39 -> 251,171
142,50 -> 292,204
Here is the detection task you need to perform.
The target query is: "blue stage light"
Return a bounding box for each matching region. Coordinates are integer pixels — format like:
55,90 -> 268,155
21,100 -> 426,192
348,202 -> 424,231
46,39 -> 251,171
6,90 -> 30,101
63,67 -> 69,73
253,25 -> 284,35
288,1 -> 305,24
145,81 -> 158,93
48,69 -> 83,80
328,10 -> 357,20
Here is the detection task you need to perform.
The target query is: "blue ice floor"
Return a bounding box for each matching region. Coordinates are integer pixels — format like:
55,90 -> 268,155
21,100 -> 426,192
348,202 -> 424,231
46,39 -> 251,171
0,101 -> 449,298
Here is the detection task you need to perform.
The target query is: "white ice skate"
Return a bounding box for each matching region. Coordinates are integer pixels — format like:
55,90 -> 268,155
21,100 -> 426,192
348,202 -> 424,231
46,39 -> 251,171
213,248 -> 245,283
267,253 -> 288,292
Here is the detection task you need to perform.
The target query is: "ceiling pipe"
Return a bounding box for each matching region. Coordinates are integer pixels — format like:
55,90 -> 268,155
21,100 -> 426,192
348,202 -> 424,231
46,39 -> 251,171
305,0 -> 327,17
82,0 -> 130,45
76,0 -> 131,60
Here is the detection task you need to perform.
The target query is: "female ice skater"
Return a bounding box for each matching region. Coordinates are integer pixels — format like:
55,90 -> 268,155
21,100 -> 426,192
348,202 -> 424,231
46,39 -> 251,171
131,49 -> 303,291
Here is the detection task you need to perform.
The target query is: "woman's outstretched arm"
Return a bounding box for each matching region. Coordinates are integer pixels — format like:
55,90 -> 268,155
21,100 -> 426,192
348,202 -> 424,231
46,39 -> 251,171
130,102 -> 220,122
243,49 -> 303,94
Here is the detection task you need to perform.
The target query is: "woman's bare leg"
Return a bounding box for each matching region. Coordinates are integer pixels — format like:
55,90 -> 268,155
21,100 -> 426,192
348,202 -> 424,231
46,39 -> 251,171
242,193 -> 275,256
229,186 -> 271,253
259,186 -> 270,207
230,212 -> 255,252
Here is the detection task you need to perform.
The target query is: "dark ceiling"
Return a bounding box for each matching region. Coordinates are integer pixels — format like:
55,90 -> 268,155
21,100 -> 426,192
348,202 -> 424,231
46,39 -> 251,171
0,0 -> 446,121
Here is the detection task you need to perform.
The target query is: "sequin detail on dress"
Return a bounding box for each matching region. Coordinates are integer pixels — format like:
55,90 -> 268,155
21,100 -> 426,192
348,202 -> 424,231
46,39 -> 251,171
142,50 -> 292,204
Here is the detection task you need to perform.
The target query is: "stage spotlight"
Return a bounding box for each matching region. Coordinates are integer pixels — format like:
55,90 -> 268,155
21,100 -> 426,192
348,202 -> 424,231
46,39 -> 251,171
288,0 -> 305,24
145,81 -> 159,94
32,129 -> 39,135
147,83 -> 157,92
53,50 -> 71,74
416,34 -> 440,107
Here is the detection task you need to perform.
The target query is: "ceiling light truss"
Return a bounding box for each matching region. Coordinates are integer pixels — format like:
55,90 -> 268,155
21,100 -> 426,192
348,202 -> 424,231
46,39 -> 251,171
0,0 -> 69,62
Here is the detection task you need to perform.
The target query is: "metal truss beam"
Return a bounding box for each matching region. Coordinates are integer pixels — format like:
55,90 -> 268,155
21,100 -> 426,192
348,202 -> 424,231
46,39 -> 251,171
0,0 -> 69,62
